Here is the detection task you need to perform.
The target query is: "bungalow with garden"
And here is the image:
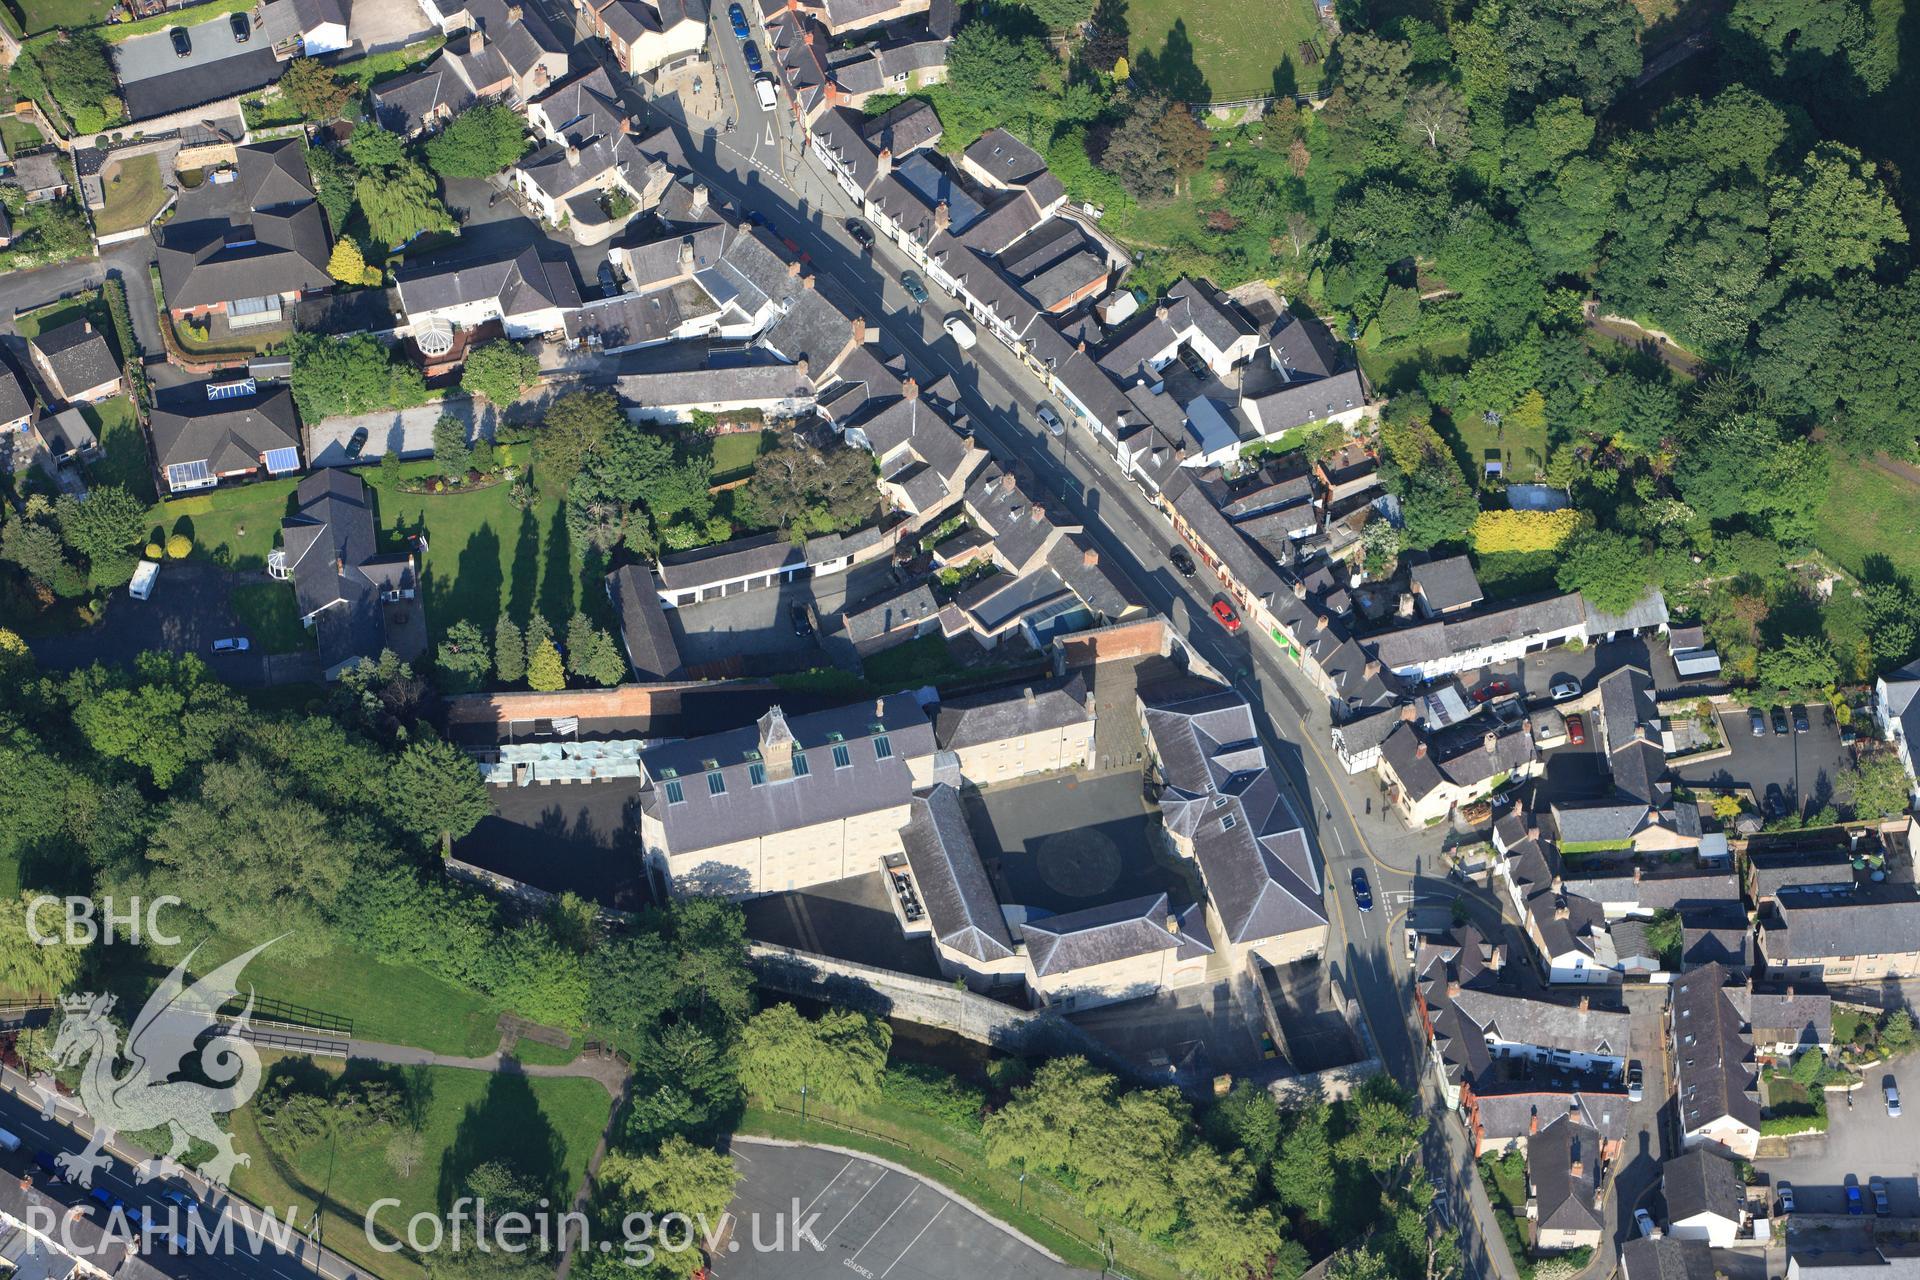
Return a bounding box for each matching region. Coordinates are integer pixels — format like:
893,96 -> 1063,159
148,379 -> 302,495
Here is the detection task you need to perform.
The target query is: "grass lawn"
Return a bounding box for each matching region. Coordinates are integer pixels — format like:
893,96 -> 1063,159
863,632 -> 960,686
93,153 -> 166,235
14,0 -> 112,34
83,396 -> 153,503
0,116 -> 44,152
709,429 -> 776,483
1453,406 -> 1546,487
227,1063 -> 611,1280
365,465 -> 605,645
152,479 -> 300,572
1125,0 -> 1327,98
131,932 -> 505,1057
1356,329 -> 1470,397
1478,1153 -> 1536,1278
13,290 -> 107,342
231,581 -> 314,654
1814,449 -> 1920,583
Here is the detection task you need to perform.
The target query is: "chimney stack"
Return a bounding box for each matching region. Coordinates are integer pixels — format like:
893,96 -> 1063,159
82,321 -> 92,334
1568,1159 -> 1584,1180
678,238 -> 695,272
1292,579 -> 1307,599
801,273 -> 815,290
902,375 -> 918,400
470,26 -> 484,47
1632,865 -> 1643,883
1398,592 -> 1415,618
795,358 -> 810,379
1447,979 -> 1462,998
852,317 -> 868,344
1484,731 -> 1498,754
1400,703 -> 1418,722
1529,1112 -> 1540,1135
566,144 -> 581,167
1414,741 -> 1428,759
759,705 -> 795,782
1578,995 -> 1591,1013
691,182 -> 708,212
875,697 -> 886,719
933,200 -> 951,232
1156,303 -> 1171,321
788,260 -> 802,277
1554,899 -> 1571,921
1023,687 -> 1036,705
1315,614 -> 1329,631
1000,470 -> 1017,492
876,147 -> 892,178
1083,546 -> 1098,568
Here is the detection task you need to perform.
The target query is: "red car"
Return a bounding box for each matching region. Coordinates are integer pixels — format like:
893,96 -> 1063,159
1472,680 -> 1511,704
1211,599 -> 1241,632
1566,713 -> 1586,745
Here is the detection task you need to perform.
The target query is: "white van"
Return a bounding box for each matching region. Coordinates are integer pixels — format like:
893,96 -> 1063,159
0,1127 -> 21,1153
754,75 -> 777,111
129,559 -> 159,601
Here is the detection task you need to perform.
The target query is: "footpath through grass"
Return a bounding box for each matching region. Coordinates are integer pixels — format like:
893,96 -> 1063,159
740,1100 -> 1183,1280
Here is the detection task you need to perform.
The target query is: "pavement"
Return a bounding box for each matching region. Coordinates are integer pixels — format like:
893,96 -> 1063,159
713,1138 -> 1087,1280
1759,1064 -> 1919,1216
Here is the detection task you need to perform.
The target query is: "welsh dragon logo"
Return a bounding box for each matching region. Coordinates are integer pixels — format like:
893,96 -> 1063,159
49,939 -> 279,1189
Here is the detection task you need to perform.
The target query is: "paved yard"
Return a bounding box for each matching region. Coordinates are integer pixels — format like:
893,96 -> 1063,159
1758,1062 -> 1918,1216
714,1140 -> 1084,1280
307,396 -> 501,466
742,871 -> 942,978
456,774 -> 654,911
666,560 -> 898,674
349,0 -> 437,51
1674,703 -> 1850,818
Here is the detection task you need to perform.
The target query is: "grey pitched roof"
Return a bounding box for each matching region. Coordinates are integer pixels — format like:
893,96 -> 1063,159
1747,848 -> 1856,901
1765,891 -> 1920,962
1742,988 -> 1831,1048
1682,905 -> 1752,971
1619,1238 -> 1716,1280
1141,681 -> 1327,944
1472,1089 -> 1629,1147
642,698 -> 935,853
1528,1114 -> 1604,1234
862,98 -> 942,157
36,406 -> 97,456
1670,963 -> 1761,1135
1560,868 -> 1740,911
156,141 -> 330,308
1663,1147 -> 1743,1225
396,245 -> 582,321
900,783 -> 1015,963
30,320 -> 118,397
606,564 -> 683,681
1240,368 -> 1366,434
964,128 -> 1047,187
1410,555 -> 1483,613
836,582 -> 938,647
0,368 -> 33,425
1551,801 -> 1651,845
1448,985 -> 1631,1056
934,674 -> 1090,751
280,469 -> 409,672
1330,706 -> 1401,759
369,56 -> 479,132
1023,892 -> 1212,977
1367,593 -> 1589,672
1584,587 -> 1670,636
656,530 -> 805,591
149,382 -> 299,473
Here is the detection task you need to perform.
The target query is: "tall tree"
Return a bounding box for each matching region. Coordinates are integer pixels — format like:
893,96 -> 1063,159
461,340 -> 540,406
0,890 -> 89,995
1402,82 -> 1467,152
597,1137 -> 739,1278
743,437 -> 877,535
279,58 -> 353,120
1497,0 -> 1641,108
737,1004 -> 890,1110
1337,33 -> 1413,120
536,392 -> 622,492
423,103 -> 530,179
1768,143 -> 1907,284
494,615 -> 527,684
527,633 -> 566,692
436,619 -> 492,693
1554,528 -> 1656,613
388,737 -> 492,855
433,414 -> 471,480
54,486 -> 148,567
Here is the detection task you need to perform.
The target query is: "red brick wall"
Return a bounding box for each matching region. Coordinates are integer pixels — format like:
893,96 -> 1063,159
1057,618 -> 1169,669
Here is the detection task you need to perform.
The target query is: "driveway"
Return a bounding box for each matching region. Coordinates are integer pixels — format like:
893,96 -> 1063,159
1674,703 -> 1850,818
1758,1063 -> 1916,1216
348,0 -> 437,51
306,395 -> 501,465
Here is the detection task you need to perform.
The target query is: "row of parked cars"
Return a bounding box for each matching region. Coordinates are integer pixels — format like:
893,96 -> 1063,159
1749,703 -> 1813,736
18,1140 -> 203,1248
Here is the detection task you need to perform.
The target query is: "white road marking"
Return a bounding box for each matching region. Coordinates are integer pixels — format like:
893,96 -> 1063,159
797,1158 -> 855,1218
880,1204 -> 946,1278
850,1191 -> 918,1258
822,1171 -> 889,1240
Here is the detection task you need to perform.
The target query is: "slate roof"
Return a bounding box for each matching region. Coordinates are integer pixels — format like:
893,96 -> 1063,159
30,320 -> 118,398
1741,988 -> 1832,1048
1367,593 -> 1590,672
1448,985 -> 1630,1056
1663,1147 -> 1743,1226
656,530 -> 806,591
1140,681 -> 1327,945
1472,1089 -> 1629,1148
156,140 -> 331,308
1529,1113 -> 1604,1234
964,128 -> 1047,187
0,368 -> 32,424
1670,962 -> 1761,1136
1747,848 -> 1856,902
122,47 -> 284,119
1551,801 -> 1651,846
1619,1238 -> 1716,1280
1682,904 -> 1752,971
1764,891 -> 1920,962
862,98 -> 942,157
396,245 -> 582,321
149,382 -> 299,474
1559,868 -> 1740,912
1411,555 -> 1483,613
605,564 -> 684,681
934,675 -> 1090,751
280,469 -> 412,673
36,406 -> 97,457
900,783 -> 1015,963
1023,893 -> 1212,977
835,582 -> 938,648
641,698 -> 935,853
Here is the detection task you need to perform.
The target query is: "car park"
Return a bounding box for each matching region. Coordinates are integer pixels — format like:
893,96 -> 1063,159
211,637 -> 249,653
1549,679 -> 1581,701
943,315 -> 977,349
844,217 -> 874,248
230,11 -> 251,40
1750,706 -> 1767,736
169,25 -> 191,56
1889,1080 -> 1902,1116
1168,546 -> 1196,578
1634,1209 -> 1658,1238
1773,706 -> 1790,735
1794,704 -> 1811,733
1778,1182 -> 1795,1214
728,2 -> 750,36
1873,1176 -> 1891,1215
742,40 -> 762,71
1626,1063 -> 1643,1102
900,270 -> 929,303
1211,599 -> 1240,632
1567,714 -> 1586,746
1351,868 -> 1372,912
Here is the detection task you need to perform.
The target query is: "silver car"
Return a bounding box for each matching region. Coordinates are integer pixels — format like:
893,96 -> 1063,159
1036,403 -> 1064,437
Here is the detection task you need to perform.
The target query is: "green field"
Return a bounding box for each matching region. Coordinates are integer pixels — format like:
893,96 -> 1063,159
93,153 -> 166,235
152,479 -> 300,571
228,1064 -> 612,1280
1814,450 -> 1920,583
12,0 -> 112,35
13,291 -> 108,343
1125,0 -> 1327,100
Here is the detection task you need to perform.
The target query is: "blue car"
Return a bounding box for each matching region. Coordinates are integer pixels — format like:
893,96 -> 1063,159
1351,867 -> 1373,912
743,40 -> 762,72
1847,1179 -> 1864,1215
728,2 -> 750,38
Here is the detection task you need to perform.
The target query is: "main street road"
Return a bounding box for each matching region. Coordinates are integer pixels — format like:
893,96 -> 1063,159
538,18 -> 1514,1275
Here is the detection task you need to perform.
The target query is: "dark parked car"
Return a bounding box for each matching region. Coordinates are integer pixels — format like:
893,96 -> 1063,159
1763,784 -> 1790,820
169,25 -> 191,56
1749,706 -> 1767,736
844,217 -> 874,248
899,270 -> 929,303
230,11 -> 251,40
727,2 -> 750,37
1772,705 -> 1791,735
742,40 -> 762,71
1168,545 -> 1196,578
789,601 -> 813,637
32,1150 -> 63,1182
1873,1176 -> 1890,1216
1351,867 -> 1373,912
344,425 -> 370,459
1793,704 -> 1811,733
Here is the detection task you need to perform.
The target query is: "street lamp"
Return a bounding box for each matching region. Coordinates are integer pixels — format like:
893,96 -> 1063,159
1016,1169 -> 1027,1213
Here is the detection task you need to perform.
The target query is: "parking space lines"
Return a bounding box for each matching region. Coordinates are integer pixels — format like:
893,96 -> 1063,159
881,1204 -> 945,1277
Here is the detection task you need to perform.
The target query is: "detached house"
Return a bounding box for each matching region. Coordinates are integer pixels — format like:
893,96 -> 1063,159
395,245 -> 584,340
155,140 -> 331,329
28,320 -> 120,406
279,470 -> 423,679
149,380 -> 302,495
